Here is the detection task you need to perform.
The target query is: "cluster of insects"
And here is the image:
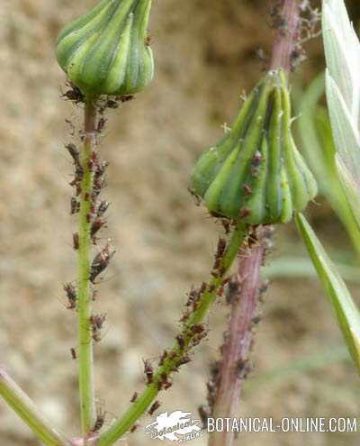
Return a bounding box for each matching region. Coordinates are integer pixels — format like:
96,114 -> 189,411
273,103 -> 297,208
62,94 -> 122,359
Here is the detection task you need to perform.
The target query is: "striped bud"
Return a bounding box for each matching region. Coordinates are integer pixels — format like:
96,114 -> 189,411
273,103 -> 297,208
55,0 -> 154,96
191,70 -> 317,224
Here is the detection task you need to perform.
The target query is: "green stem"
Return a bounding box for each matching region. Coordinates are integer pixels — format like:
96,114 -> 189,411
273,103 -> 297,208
0,368 -> 70,446
77,97 -> 97,435
98,223 -> 247,446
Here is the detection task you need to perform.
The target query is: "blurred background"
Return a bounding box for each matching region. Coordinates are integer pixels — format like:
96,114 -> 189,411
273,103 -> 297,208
0,0 -> 360,445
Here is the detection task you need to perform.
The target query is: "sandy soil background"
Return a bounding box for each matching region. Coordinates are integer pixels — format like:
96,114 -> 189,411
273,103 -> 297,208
0,0 -> 359,445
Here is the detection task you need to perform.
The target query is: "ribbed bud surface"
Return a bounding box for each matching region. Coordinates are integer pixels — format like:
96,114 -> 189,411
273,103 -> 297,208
56,0 -> 154,96
191,70 -> 317,224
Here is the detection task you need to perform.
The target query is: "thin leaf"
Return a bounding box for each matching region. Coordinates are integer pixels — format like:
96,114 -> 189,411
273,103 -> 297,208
322,0 -> 360,228
296,212 -> 360,374
296,75 -> 360,254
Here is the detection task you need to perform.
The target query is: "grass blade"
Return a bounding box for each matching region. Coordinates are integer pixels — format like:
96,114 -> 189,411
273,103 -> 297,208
296,212 -> 360,374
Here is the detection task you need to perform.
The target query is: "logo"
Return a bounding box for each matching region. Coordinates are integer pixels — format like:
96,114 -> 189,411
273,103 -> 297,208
145,410 -> 203,443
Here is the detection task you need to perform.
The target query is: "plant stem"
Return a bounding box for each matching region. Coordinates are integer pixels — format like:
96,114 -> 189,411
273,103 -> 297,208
207,4 -> 301,445
0,367 -> 70,446
97,223 -> 247,446
270,0 -> 301,72
77,97 -> 97,435
208,228 -> 267,446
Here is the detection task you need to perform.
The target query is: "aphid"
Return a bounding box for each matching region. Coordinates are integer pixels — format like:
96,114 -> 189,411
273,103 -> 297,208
148,401 -> 161,416
66,143 -> 83,190
92,290 -> 99,301
90,313 -> 106,342
95,160 -> 110,178
130,424 -> 139,433
65,143 -> 80,163
177,355 -> 191,366
62,83 -> 84,104
88,151 -> 99,172
73,232 -> 80,250
70,197 -> 80,215
70,348 -> 77,360
252,315 -> 262,325
191,324 -> 205,335
91,313 -> 106,330
199,282 -> 207,295
65,119 -> 76,137
225,279 -> 239,305
97,117 -> 107,133
106,99 -> 119,109
176,335 -> 185,350
159,373 -> 172,390
64,283 -> 77,309
97,200 -> 110,217
91,218 -> 106,240
91,407 -> 106,433
216,238 -> 227,259
130,392 -> 138,403
143,359 -> 153,384
235,359 -> 251,379
198,405 -> 211,428
159,350 -> 168,366
221,219 -> 231,234
117,95 -> 134,103
90,244 -> 115,283
186,288 -> 198,307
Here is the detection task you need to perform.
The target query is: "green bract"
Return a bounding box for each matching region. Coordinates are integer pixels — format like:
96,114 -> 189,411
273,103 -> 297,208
191,70 -> 318,224
55,0 -> 154,96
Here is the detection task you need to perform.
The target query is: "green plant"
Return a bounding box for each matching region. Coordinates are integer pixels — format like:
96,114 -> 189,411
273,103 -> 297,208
0,1 -> 359,446
296,0 -> 360,376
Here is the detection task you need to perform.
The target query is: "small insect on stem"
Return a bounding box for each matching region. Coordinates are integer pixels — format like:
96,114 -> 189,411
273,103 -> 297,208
97,200 -> 110,218
97,117 -> 107,134
73,232 -> 79,250
91,406 -> 106,433
130,392 -> 138,403
90,244 -> 115,283
90,314 -> 106,343
64,283 -> 77,309
91,218 -> 107,242
143,359 -> 154,384
148,401 -> 161,416
62,82 -> 84,104
117,95 -> 134,103
70,348 -> 77,360
105,99 -> 119,109
70,197 -> 80,215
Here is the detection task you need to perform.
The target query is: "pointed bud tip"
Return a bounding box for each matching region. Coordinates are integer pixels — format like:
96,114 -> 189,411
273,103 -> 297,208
191,69 -> 317,225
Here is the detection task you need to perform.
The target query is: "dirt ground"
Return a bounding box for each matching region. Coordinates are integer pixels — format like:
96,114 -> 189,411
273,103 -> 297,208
0,0 -> 359,445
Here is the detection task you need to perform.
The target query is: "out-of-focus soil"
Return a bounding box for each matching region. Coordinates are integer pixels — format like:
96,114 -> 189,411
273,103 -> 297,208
0,0 -> 359,445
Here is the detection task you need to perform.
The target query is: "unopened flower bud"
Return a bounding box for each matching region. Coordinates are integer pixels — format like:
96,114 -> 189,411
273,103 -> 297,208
191,69 -> 317,224
55,0 -> 154,96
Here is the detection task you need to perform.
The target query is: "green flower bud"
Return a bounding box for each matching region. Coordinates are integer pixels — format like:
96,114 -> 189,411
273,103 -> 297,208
191,70 -> 317,225
55,0 -> 154,96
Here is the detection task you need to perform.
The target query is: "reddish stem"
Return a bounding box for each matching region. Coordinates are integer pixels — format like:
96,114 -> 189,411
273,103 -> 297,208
270,0 -> 301,72
208,227 -> 267,446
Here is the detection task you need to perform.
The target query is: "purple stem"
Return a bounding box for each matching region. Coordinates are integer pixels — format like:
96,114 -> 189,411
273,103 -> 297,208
208,227 -> 267,446
208,3 -> 301,445
270,0 -> 301,71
